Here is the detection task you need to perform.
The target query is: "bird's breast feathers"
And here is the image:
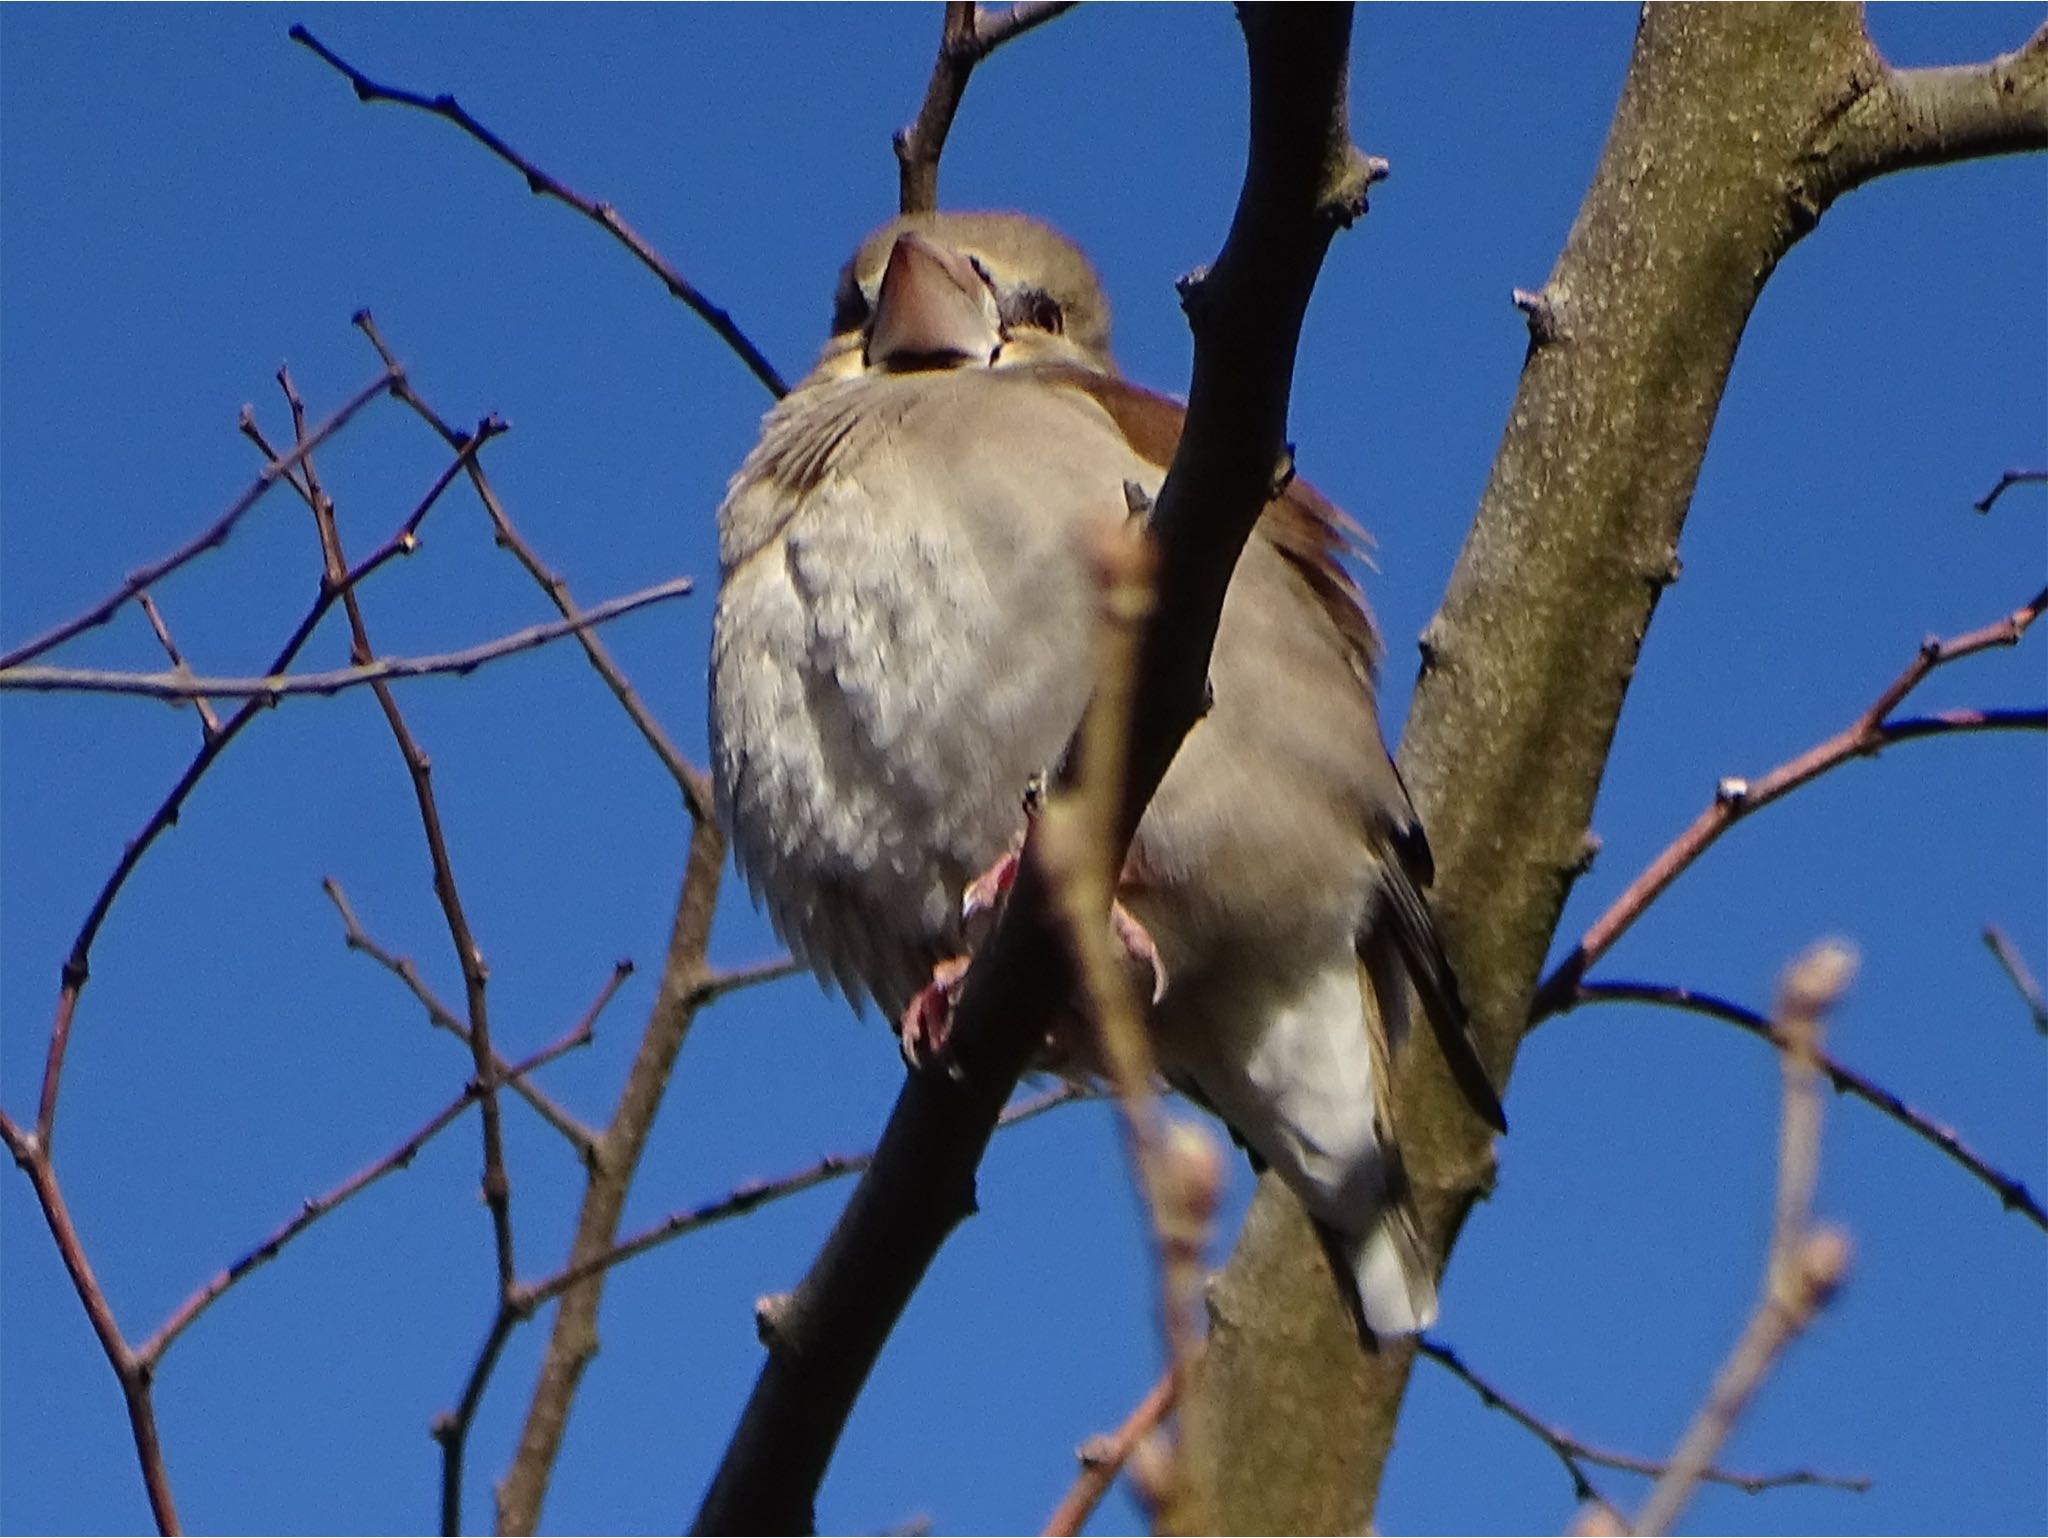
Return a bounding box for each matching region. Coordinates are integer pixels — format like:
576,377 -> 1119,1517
710,367 -> 1151,1010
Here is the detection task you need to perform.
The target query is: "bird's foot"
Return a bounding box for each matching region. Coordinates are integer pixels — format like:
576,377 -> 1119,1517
1110,899 -> 1168,1005
899,955 -> 972,1075
965,840 -> 1168,1005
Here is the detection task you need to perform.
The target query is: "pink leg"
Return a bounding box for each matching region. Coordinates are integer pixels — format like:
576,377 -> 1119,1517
899,955 -> 972,1073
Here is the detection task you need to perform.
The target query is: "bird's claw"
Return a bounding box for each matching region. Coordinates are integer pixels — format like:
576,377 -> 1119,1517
899,955 -> 971,1077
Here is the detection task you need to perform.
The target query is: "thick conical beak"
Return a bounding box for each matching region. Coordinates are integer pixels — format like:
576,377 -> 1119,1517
865,232 -> 1002,370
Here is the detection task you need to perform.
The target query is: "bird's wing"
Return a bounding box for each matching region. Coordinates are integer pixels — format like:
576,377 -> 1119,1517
1047,364 -> 1506,1135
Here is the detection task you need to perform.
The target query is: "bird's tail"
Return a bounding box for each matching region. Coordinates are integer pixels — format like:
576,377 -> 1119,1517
1334,1197 -> 1437,1338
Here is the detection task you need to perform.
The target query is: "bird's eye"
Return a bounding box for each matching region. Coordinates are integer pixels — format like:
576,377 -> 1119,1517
831,280 -> 873,337
1000,287 -> 1065,336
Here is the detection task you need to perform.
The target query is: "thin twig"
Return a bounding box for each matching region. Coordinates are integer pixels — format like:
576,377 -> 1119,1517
320,878 -> 599,1155
1043,1372 -> 1179,1536
1035,513 -> 1218,1530
1633,943 -> 1857,1535
33,388 -> 480,1155
290,27 -> 788,399
0,366 -> 397,672
135,1018 -> 594,1370
267,368 -> 518,1303
1535,586 -> 2047,1018
894,2 -> 1078,214
1571,980 -> 2045,1229
1983,926 -> 2048,1034
1418,1337 -> 1868,1515
1972,468 -> 2045,514
135,594 -> 221,738
3,580 -> 697,700
0,1108 -> 181,1533
521,1082 -> 1095,1314
686,954 -> 807,1009
351,310 -> 715,820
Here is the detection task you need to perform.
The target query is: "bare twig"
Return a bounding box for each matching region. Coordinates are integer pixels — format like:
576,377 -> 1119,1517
0,1108 -> 181,1534
686,954 -> 807,1009
522,1082 -> 1094,1313
135,593 -> 221,738
1570,980 -> 2046,1229
1633,943 -> 1858,1535
135,1018 -> 594,1370
1035,515 -> 1219,1528
290,27 -> 788,399
320,878 -> 598,1155
264,368 -> 519,1305
0,365 -> 397,672
1418,1337 -> 1868,1516
1536,587 -> 2047,1017
1043,1372 -> 1179,1537
895,2 -> 1078,214
3,579 -> 696,701
1983,926 -> 2048,1033
1972,468 -> 2046,514
351,310 -> 715,821
32,388 -> 481,1156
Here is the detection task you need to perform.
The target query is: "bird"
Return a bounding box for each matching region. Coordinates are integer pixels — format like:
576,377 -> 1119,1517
708,210 -> 1506,1338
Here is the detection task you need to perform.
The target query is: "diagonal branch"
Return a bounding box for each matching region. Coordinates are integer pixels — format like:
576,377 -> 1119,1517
320,878 -> 597,1155
0,365 -> 397,672
521,1083 -> 1093,1315
32,388 -> 478,1155
1633,942 -> 1857,1534
1570,980 -> 2045,1229
351,310 -> 715,821
1420,1337 -> 1868,1519
264,366 -> 519,1304
289,27 -> 789,398
895,2 -> 1078,214
1983,926 -> 2048,1033
135,1014 -> 598,1371
1973,469 -> 2046,515
1536,586 -> 2046,1017
1042,1371 -> 1178,1537
134,593 -> 220,739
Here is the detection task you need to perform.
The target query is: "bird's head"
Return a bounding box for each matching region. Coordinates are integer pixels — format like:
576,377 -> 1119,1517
804,211 -> 1116,385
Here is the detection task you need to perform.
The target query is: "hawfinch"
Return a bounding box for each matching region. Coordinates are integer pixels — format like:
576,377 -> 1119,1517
709,211 -> 1506,1337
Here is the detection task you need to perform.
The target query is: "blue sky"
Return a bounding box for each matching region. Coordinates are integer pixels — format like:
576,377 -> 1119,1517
2,6 -> 2042,1534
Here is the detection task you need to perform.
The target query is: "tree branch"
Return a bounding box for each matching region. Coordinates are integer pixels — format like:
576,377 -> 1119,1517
0,365 -> 397,672
289,27 -> 789,398
1810,21 -> 2048,200
0,578 -> 695,701
134,1015 -> 597,1371
1983,926 -> 2048,1033
321,878 -> 599,1157
1537,586 -> 2045,1016
134,593 -> 221,739
693,10 -> 1375,1531
1418,1336 -> 1868,1517
1973,468 -> 2046,515
1042,1371 -> 1178,1537
352,310 -> 717,822
1570,980 -> 2045,1228
1633,943 -> 1856,1535
895,2 -> 1078,214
